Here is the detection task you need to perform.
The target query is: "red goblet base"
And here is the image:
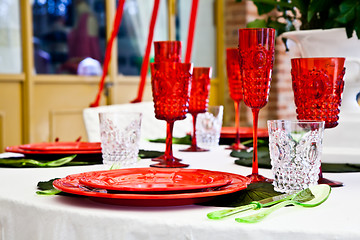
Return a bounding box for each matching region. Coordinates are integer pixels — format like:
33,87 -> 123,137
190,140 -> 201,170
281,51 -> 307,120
152,155 -> 182,162
247,173 -> 273,183
318,177 -> 343,187
179,146 -> 209,152
150,159 -> 189,168
226,143 -> 250,151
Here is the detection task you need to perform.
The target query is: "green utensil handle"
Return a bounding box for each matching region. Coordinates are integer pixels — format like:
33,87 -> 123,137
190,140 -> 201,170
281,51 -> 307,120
235,200 -> 292,223
207,203 -> 258,220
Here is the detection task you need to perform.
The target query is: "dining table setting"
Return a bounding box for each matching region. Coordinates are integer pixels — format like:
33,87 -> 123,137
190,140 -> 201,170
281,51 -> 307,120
1,27 -> 360,240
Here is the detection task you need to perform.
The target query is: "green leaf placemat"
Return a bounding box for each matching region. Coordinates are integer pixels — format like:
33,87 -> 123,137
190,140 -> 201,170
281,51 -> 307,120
198,182 -> 281,207
148,135 -> 192,145
0,155 -> 81,168
138,149 -> 164,159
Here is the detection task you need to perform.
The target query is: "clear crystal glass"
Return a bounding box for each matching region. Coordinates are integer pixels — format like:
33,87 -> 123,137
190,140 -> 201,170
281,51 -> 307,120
99,112 -> 142,168
196,106 -> 223,149
267,120 -> 325,193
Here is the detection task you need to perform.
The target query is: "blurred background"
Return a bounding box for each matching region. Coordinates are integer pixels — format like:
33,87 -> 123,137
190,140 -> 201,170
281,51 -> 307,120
0,0 -> 302,150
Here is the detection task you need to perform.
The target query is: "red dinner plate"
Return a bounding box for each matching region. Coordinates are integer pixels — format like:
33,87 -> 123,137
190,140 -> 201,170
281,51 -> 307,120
79,168 -> 232,192
5,144 -> 101,155
5,145 -> 102,162
19,142 -> 101,152
53,169 -> 250,207
220,127 -> 268,139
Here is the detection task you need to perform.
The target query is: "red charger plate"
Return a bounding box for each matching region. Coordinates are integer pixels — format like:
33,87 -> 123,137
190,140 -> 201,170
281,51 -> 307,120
19,142 -> 101,152
53,169 -> 250,207
79,168 -> 232,192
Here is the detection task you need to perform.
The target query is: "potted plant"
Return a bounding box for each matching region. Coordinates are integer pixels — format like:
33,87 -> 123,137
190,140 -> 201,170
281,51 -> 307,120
236,0 -> 360,39
236,0 -> 360,162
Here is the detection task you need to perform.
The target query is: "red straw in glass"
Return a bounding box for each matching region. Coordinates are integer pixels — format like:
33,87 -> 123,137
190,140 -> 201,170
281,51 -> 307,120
131,0 -> 160,103
185,0 -> 199,63
90,0 -> 125,107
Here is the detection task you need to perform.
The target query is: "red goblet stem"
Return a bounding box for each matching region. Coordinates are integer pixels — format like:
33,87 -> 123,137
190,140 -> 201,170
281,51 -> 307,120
251,108 -> 260,175
234,101 -> 241,146
191,113 -> 198,148
165,121 -> 174,159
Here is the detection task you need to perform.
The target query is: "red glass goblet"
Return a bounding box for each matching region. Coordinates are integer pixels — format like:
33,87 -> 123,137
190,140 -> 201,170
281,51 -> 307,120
154,41 -> 182,63
180,67 -> 212,152
150,62 -> 193,168
291,57 -> 346,187
226,48 -> 248,151
238,28 -> 275,183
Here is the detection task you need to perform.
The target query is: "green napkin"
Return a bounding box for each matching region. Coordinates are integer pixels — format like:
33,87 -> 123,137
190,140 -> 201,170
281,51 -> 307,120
0,155 -> 81,168
198,182 -> 281,207
148,135 -> 192,145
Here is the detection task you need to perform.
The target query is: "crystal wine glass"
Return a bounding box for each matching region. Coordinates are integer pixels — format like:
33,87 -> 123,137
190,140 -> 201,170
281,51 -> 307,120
154,41 -> 182,63
180,67 -> 212,152
226,48 -> 248,151
150,62 -> 193,168
291,57 -> 346,187
238,28 -> 275,182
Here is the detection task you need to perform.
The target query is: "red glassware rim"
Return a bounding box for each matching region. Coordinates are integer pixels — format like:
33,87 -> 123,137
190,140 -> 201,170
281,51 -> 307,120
291,57 -> 346,61
154,40 -> 182,44
151,62 -> 193,68
238,28 -> 275,32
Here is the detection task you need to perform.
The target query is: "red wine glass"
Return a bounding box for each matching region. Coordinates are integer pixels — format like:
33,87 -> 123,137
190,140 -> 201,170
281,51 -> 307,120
150,62 -> 193,168
154,41 -> 182,63
180,67 -> 212,152
291,57 -> 346,187
238,28 -> 275,183
226,48 -> 249,151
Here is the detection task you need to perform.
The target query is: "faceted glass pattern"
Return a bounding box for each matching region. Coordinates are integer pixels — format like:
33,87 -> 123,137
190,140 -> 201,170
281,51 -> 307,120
268,120 -> 325,193
291,57 -> 346,128
154,41 -> 182,63
99,112 -> 142,168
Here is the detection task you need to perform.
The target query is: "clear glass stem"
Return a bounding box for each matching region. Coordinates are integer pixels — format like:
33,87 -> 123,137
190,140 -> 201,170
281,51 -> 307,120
251,108 -> 259,175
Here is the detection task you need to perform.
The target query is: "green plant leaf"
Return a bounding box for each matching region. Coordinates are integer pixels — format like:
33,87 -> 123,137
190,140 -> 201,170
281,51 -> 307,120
246,19 -> 267,28
253,1 -> 276,15
199,182 -> 282,207
307,0 -> 329,23
355,6 -> 360,38
336,0 -> 357,23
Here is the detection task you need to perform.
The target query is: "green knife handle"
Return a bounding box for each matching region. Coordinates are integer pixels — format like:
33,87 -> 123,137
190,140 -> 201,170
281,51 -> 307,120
235,200 -> 292,223
207,203 -> 258,220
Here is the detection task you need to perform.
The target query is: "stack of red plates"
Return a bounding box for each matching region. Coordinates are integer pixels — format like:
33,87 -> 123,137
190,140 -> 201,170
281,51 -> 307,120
5,142 -> 102,162
53,168 -> 250,207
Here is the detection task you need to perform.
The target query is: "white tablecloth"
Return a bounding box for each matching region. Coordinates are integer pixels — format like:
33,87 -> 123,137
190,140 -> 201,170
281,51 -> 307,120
0,141 -> 359,240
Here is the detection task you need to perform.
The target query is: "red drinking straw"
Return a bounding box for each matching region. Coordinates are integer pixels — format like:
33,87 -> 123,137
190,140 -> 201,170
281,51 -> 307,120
131,0 -> 161,103
185,0 -> 199,63
90,0 -> 126,107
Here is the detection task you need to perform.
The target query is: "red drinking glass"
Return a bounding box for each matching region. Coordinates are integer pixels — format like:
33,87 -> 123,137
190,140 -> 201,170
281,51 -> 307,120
226,48 -> 248,151
180,67 -> 212,152
291,57 -> 346,186
238,28 -> 275,183
154,41 -> 182,63
150,62 -> 193,168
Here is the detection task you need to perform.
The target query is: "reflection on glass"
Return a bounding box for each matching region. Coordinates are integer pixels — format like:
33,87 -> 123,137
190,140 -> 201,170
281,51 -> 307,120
32,0 -> 106,75
0,1 -> 22,73
117,0 -> 168,75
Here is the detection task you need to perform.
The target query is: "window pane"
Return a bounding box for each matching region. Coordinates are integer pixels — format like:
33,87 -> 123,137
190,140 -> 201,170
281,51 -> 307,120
177,0 -> 216,76
32,0 -> 106,75
0,0 -> 22,73
117,0 -> 168,75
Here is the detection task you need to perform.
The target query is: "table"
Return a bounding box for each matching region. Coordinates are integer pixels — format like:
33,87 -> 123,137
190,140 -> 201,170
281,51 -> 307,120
0,141 -> 359,240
